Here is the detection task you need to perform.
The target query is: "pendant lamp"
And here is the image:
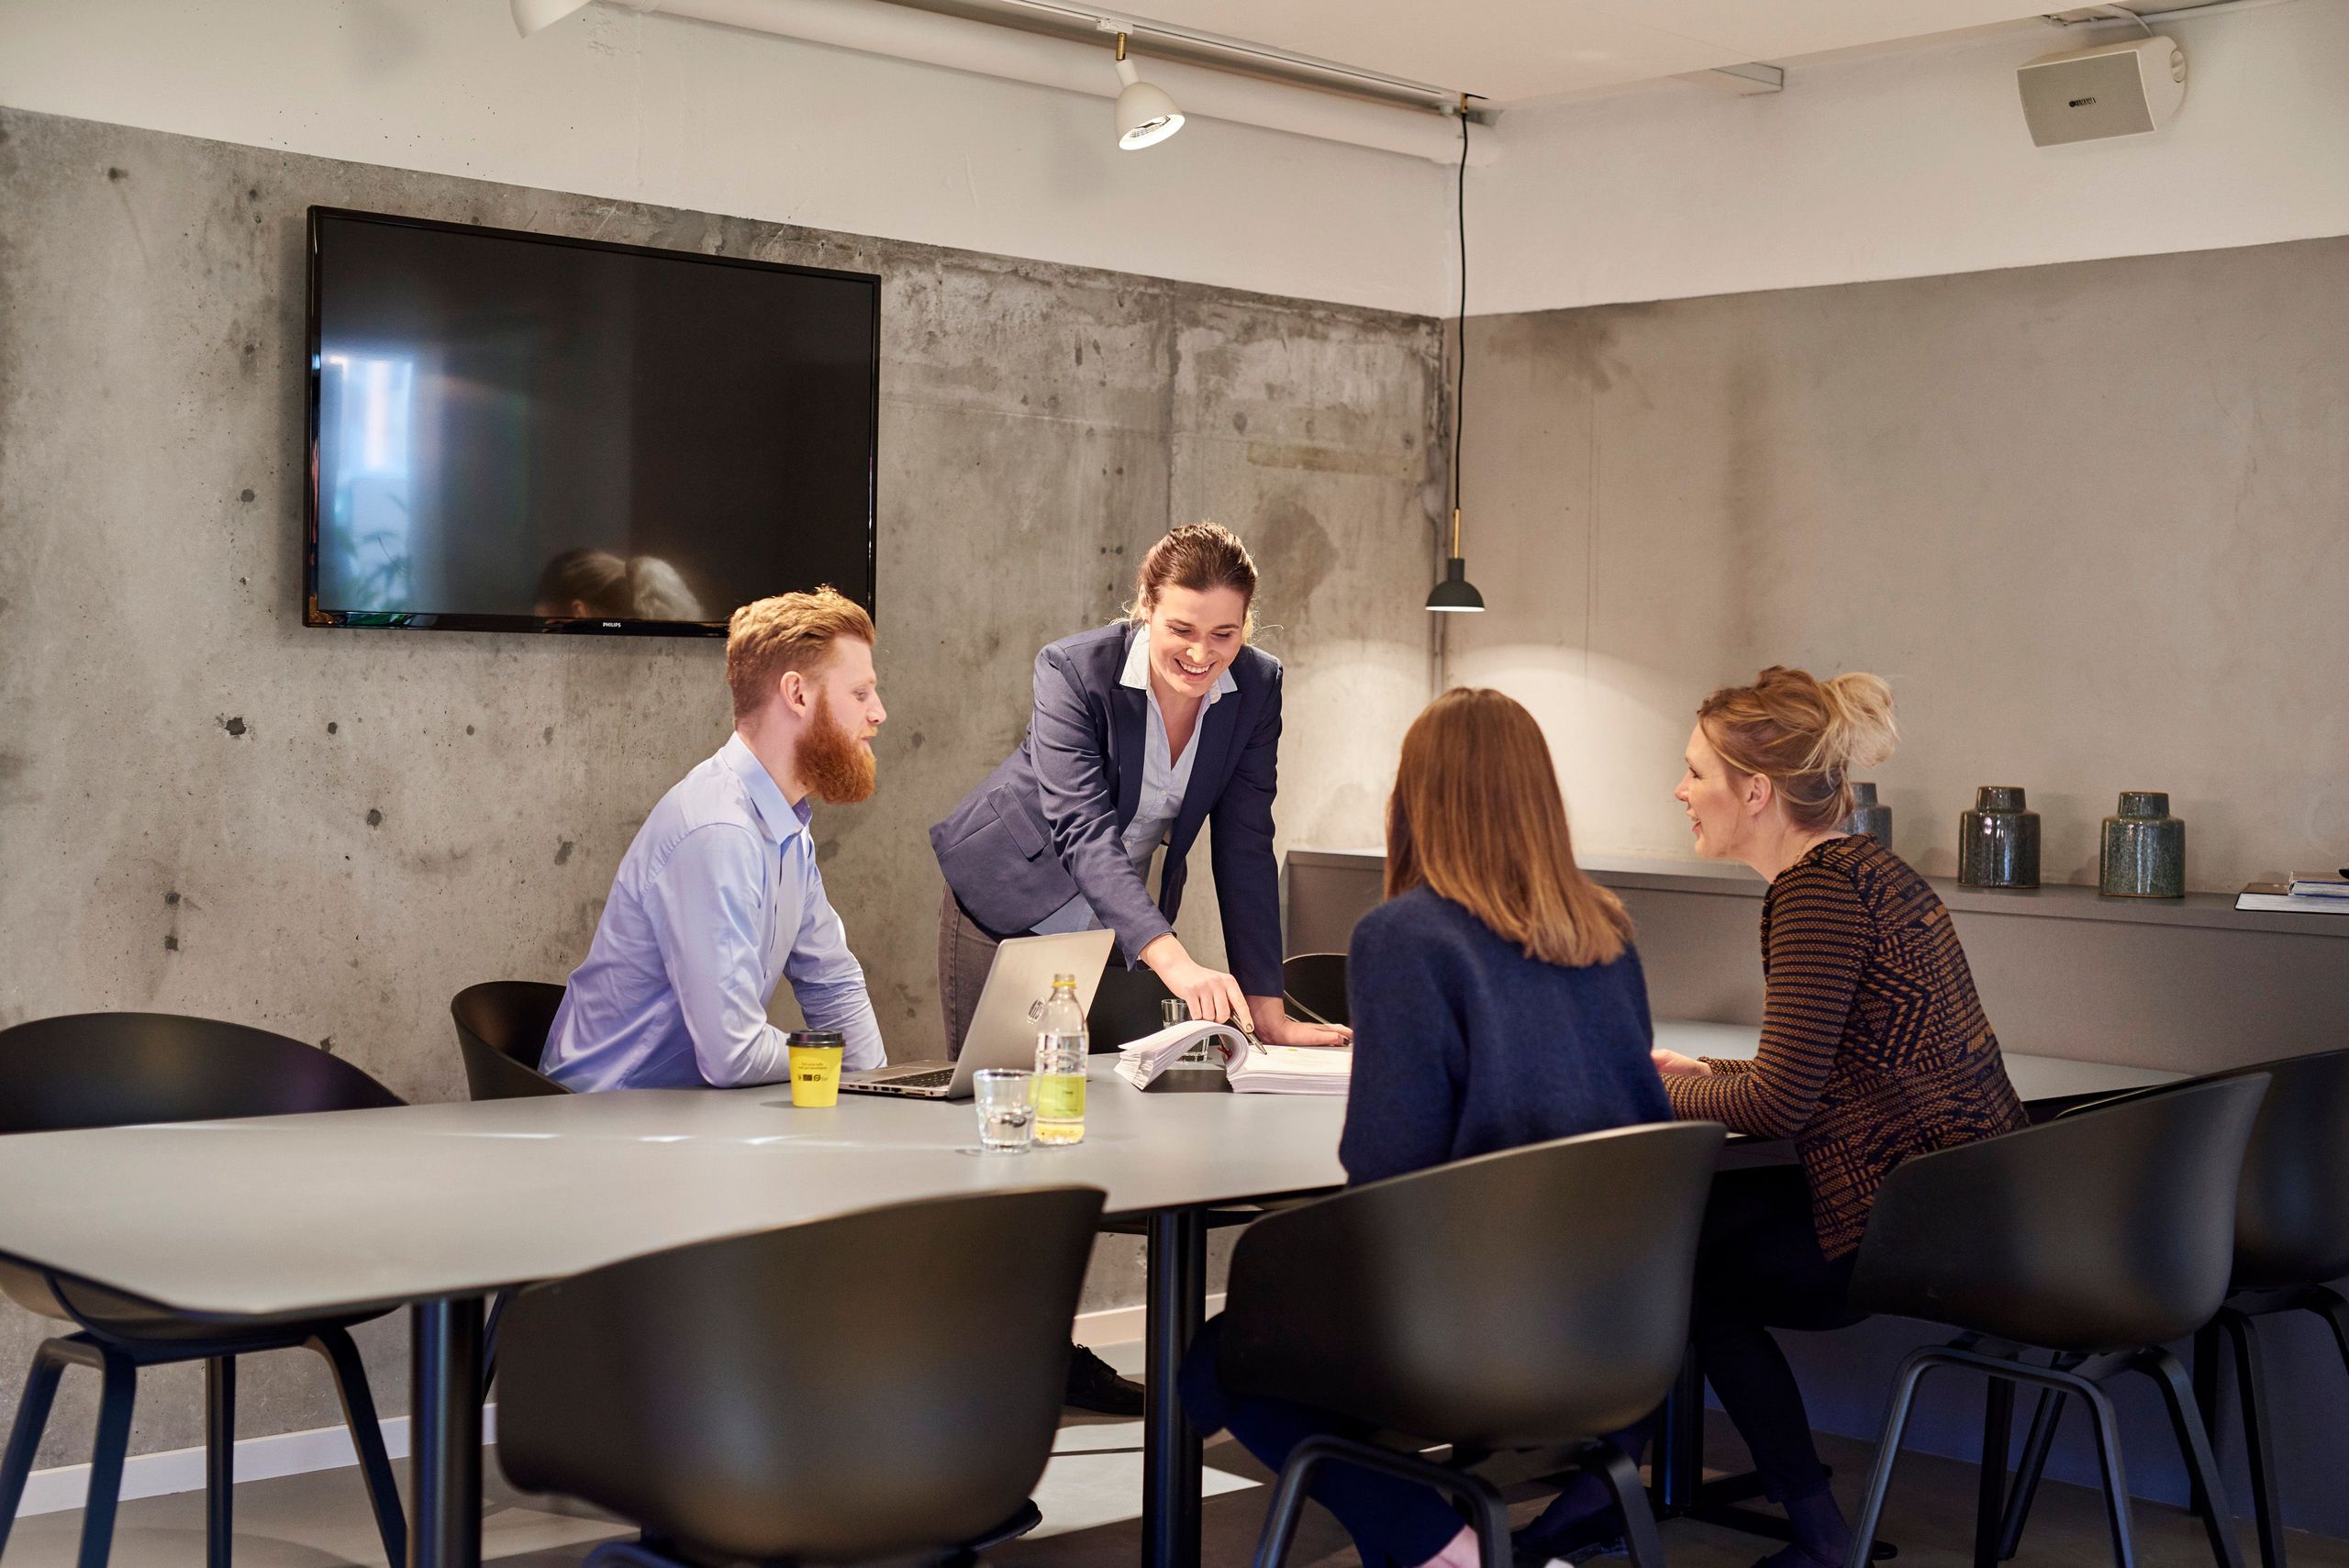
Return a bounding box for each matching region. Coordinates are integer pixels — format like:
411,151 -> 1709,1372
1428,98 -> 1485,614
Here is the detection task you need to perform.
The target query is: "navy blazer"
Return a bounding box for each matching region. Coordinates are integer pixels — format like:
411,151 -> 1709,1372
930,623 -> 1285,999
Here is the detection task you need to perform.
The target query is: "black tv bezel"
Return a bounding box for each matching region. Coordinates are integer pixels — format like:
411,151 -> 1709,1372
302,205 -> 881,637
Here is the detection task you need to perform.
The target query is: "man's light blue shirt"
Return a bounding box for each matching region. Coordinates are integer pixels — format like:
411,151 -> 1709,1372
542,733 -> 886,1090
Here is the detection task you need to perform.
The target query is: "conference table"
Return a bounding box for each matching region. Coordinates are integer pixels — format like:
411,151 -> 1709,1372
0,1024 -> 2176,1568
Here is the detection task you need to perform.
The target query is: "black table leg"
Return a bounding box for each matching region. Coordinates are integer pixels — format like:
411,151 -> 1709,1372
1142,1207 -> 1208,1568
410,1296 -> 484,1568
1653,1343 -> 1704,1516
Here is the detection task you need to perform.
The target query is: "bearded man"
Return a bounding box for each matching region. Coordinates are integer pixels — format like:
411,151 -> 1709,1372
541,587 -> 889,1090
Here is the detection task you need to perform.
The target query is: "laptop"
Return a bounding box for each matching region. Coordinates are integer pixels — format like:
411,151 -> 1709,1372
841,929 -> 1117,1100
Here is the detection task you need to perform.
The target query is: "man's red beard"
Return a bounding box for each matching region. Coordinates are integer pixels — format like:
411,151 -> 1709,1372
798,692 -> 877,805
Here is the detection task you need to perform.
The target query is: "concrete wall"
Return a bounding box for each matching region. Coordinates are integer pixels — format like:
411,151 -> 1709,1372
0,0 -> 1453,317
1477,0 -> 2349,316
0,106 -> 1442,1466
1446,234 -> 2349,895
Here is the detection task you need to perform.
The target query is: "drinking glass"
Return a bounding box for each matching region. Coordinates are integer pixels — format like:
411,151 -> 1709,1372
974,1068 -> 1036,1153
1165,996 -> 1217,1064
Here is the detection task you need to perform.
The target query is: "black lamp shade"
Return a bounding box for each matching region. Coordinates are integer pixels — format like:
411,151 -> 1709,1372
1425,556 -> 1486,613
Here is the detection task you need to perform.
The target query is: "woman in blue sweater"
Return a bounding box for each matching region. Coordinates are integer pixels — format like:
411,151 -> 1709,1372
1180,687 -> 1669,1568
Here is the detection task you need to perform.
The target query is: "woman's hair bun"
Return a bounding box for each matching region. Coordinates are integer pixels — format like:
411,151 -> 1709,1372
1698,666 -> 1898,831
1817,671 -> 1898,773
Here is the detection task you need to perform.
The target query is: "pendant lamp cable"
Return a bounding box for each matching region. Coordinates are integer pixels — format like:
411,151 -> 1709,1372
1452,101 -> 1468,540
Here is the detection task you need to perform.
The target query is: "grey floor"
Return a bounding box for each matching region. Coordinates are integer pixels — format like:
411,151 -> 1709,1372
9,1342 -> 2345,1568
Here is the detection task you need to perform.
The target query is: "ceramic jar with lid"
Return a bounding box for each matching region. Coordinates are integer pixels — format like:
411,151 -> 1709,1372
2099,791 -> 2186,898
1959,785 -> 2040,888
1843,782 -> 1893,850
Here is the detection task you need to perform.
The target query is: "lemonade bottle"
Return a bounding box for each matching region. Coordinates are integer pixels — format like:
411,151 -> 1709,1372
1032,973 -> 1087,1146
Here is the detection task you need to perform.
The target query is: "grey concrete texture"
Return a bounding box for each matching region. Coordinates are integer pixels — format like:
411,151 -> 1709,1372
0,106 -> 1443,1464
1446,238 -> 2349,893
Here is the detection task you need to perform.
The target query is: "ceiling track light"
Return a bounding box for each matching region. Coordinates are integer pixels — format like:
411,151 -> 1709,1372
1110,30 -> 1185,150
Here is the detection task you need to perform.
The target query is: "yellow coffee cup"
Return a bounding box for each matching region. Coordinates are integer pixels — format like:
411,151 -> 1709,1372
786,1030 -> 844,1108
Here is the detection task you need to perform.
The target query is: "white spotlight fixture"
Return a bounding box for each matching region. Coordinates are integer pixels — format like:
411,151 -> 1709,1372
1111,32 -> 1185,150
512,0 -> 593,36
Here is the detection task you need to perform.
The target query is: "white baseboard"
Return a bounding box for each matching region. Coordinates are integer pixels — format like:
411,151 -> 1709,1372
14,1299 -> 1204,1520
14,1407 -> 501,1519
1070,1293 -> 1224,1349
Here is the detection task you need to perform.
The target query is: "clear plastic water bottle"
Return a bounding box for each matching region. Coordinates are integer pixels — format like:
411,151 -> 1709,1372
1032,972 -> 1087,1146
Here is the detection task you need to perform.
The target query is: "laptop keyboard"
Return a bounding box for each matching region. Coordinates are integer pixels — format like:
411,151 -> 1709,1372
889,1068 -> 956,1089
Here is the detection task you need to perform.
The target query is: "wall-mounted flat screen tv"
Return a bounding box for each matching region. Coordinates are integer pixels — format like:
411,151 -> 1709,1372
305,206 -> 879,635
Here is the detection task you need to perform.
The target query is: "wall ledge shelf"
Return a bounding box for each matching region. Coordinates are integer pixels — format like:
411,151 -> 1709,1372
1286,847 -> 2349,940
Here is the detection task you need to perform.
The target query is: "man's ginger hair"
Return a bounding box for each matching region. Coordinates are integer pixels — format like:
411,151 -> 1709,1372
725,588 -> 874,721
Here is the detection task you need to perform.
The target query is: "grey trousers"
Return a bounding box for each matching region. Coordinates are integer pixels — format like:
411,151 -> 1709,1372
937,886 -> 1002,1061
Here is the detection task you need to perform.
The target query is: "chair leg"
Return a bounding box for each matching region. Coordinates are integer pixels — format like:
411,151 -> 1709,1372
481,1288 -> 511,1403
1246,1442 -> 1330,1568
0,1340 -> 72,1559
1460,1471 -> 1512,1568
1587,1440 -> 1668,1568
2080,1375 -> 2139,1568
1976,1374 -> 2015,1568
2317,1288 -> 2349,1379
206,1356 -> 235,1568
2135,1345 -> 2247,1568
2191,1321 -> 2223,1518
1249,1445 -> 1324,1568
1996,1388 -> 2065,1560
76,1343 -> 139,1568
1843,1345 -> 1938,1568
2217,1314 -> 2285,1568
307,1328 -> 407,1568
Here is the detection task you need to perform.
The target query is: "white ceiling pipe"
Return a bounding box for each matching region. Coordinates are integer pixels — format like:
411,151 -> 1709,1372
532,0 -> 1492,163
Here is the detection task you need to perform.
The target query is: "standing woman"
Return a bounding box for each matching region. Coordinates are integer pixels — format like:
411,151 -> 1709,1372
930,522 -> 1350,1056
1659,667 -> 2028,1568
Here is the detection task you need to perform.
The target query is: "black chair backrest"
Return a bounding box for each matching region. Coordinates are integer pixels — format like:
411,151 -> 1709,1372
1219,1122 -> 1725,1449
1852,1073 -> 2269,1351
451,982 -> 571,1100
2055,1050 -> 2349,1291
1085,963 -> 1176,1051
0,1012 -> 403,1134
497,1185 -> 1106,1565
2227,1048 -> 2349,1287
1281,952 -> 1349,1029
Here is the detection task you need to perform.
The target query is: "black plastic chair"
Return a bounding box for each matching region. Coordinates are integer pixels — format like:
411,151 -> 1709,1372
0,1013 -> 409,1568
496,1185 -> 1106,1568
1086,962 -> 1178,1050
1996,1049 -> 2349,1568
1280,952 -> 1349,1029
451,980 -> 572,1099
1216,1122 -> 1727,1568
1840,1073 -> 2272,1568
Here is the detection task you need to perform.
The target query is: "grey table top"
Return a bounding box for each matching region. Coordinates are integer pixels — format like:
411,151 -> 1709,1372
0,1062 -> 1348,1323
0,1027 -> 2177,1324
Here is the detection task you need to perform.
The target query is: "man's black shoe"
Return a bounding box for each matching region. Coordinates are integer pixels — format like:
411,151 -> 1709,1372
1065,1342 -> 1146,1416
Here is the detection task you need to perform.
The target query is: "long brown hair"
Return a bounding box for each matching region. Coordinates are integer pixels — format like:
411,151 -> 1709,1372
1386,688 -> 1631,967
1697,666 -> 1898,831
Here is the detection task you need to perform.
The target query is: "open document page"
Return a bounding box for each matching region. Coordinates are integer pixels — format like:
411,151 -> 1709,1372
1114,1022 -> 1351,1095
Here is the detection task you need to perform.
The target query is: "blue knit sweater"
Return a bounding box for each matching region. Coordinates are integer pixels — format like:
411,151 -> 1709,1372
1337,886 -> 1671,1186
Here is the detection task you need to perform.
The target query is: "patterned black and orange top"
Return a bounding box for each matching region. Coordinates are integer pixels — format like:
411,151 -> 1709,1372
1664,835 -> 2028,1259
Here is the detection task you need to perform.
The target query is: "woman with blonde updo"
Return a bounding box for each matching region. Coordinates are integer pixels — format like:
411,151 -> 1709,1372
1658,667 -> 2026,1568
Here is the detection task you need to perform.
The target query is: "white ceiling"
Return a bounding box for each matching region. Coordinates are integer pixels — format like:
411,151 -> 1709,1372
1111,0 -> 2074,104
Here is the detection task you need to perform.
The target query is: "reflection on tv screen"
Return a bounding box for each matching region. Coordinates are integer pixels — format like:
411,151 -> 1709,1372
307,208 -> 878,634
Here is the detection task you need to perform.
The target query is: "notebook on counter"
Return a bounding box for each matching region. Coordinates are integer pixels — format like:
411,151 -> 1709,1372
2235,880 -> 2349,916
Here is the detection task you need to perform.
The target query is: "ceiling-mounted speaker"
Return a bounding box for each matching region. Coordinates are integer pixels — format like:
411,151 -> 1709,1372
2018,34 -> 2186,147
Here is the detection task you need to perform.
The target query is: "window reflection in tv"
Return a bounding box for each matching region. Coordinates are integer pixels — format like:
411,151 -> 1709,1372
306,207 -> 879,634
